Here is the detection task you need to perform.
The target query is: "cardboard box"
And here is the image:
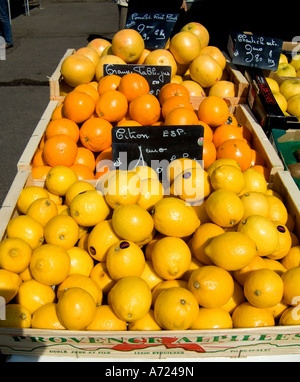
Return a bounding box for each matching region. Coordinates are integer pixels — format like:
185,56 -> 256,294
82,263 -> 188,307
0,171 -> 300,359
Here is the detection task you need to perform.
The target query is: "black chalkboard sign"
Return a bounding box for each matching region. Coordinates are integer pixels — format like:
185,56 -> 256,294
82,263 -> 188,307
112,125 -> 204,181
231,32 -> 283,71
125,13 -> 179,49
103,64 -> 171,96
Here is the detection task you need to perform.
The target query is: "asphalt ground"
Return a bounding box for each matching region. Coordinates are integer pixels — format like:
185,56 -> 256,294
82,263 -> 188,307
0,0 -> 119,206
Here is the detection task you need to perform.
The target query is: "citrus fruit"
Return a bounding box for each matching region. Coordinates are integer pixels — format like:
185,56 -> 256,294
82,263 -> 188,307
191,223 -> 225,264
266,194 -> 288,225
243,168 -> 268,193
221,280 -> 246,314
70,189 -> 110,227
151,279 -> 188,306
210,164 -> 245,194
240,192 -> 270,219
90,262 -> 115,295
44,214 -> 79,250
164,106 -> 199,126
212,124 -> 244,149
151,236 -> 192,280
109,276 -> 152,322
268,223 -> 292,260
128,93 -> 161,126
190,307 -> 233,330
57,273 -> 102,305
152,197 -> 200,237
166,157 -> 202,184
57,287 -> 96,330
137,178 -> 164,211
204,231 -> 257,271
217,138 -> 252,171
0,237 -> 32,274
154,287 -> 199,330
205,189 -> 244,227
30,243 -> 71,285
103,170 -> 141,209
111,28 -> 145,63
45,165 -> 78,196
188,265 -> 234,308
233,256 -> 267,286
232,302 -> 275,328
158,82 -> 190,105
0,269 -> 22,303
16,279 -> 55,314
244,269 -> 284,308
79,117 -> 113,153
17,186 -> 49,214
281,266 -> 300,305
31,302 -> 65,330
197,96 -> 229,127
202,137 -> 217,170
88,219 -> 120,262
26,197 -> 58,227
97,74 -> 121,95
95,90 -> 128,123
128,309 -> 161,331
140,260 -> 164,291
281,246 -> 300,270
118,72 -> 150,102
60,54 -> 95,88
112,204 -> 154,245
45,118 -> 80,143
279,306 -> 300,326
207,158 -> 240,177
264,258 -> 287,277
65,180 -> 95,206
62,90 -> 95,124
106,240 -> 146,280
86,305 -> 127,331
130,165 -> 158,181
6,215 -> 44,250
67,246 -> 94,277
169,31 -> 202,65
0,304 -> 31,328
42,134 -> 78,167
190,55 -> 223,89
237,215 -> 279,256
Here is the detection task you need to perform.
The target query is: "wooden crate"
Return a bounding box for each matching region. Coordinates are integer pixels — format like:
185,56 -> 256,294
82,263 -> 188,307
0,171 -> 300,359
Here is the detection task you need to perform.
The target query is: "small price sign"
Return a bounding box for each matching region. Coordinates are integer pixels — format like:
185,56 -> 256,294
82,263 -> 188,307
125,12 -> 179,49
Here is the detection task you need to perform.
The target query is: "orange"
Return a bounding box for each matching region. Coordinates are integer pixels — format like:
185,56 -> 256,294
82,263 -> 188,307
60,53 -> 95,87
31,165 -> 52,180
70,164 -> 95,180
51,103 -> 64,120
109,276 -> 152,322
250,149 -> 266,167
57,274 -> 102,305
6,215 -> 44,250
44,214 -> 79,250
225,113 -> 238,127
0,269 -> 22,303
45,118 -> 80,143
212,124 -> 244,148
43,134 -> 78,167
57,287 -> 96,330
67,246 -> 94,277
197,96 -> 229,128
158,82 -> 190,105
16,279 -> 55,314
188,265 -> 234,308
217,138 -> 253,171
73,146 -> 96,172
95,90 -> 128,123
97,74 -> 121,95
164,106 -> 199,126
161,95 -> 194,119
45,165 -> 78,196
128,94 -> 161,126
74,83 -> 99,104
190,307 -> 233,330
26,197 -> 58,227
30,243 -> 71,285
111,28 -> 145,63
0,237 -> 32,274
31,302 -> 65,330
62,90 -> 95,123
116,119 -> 142,127
151,236 -> 192,280
106,240 -> 146,280
202,137 -> 217,170
79,117 -> 112,152
117,73 -> 150,102
281,266 -> 300,305
32,149 -> 48,167
244,269 -> 284,308
191,223 -> 225,265
0,304 -> 31,329
86,305 -> 127,331
232,302 -> 275,328
90,262 -> 116,294
154,287 -> 199,330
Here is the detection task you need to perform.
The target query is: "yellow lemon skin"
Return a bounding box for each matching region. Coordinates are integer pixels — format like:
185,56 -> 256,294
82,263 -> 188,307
0,237 -> 32,274
17,186 -> 49,214
152,197 -> 200,237
190,307 -> 233,330
0,304 -> 31,328
86,305 -> 127,331
6,215 -> 44,250
31,302 -> 66,330
45,165 -> 78,196
232,302 -> 275,328
210,164 -> 245,194
0,269 -> 22,303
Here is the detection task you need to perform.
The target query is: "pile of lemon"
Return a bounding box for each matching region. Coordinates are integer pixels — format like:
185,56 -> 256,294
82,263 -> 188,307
1,159 -> 300,332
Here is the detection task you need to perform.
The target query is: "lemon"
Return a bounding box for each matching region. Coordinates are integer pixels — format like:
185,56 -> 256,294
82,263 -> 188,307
67,246 -> 94,277
0,269 -> 22,303
106,240 -> 146,280
279,306 -> 300,326
103,170 -> 141,209
154,287 -> 199,330
281,266 -> 300,305
221,280 -> 246,314
267,223 -> 292,260
151,279 -> 188,307
70,189 -> 110,227
140,260 -> 164,291
90,262 -> 116,295
172,167 -> 211,203
26,197 -> 58,227
266,194 -> 288,225
109,276 -> 152,322
44,214 -> 80,250
0,237 -> 32,273
166,158 -> 202,184
45,165 -> 78,196
137,178 -> 164,211
151,236 -> 192,280
131,165 -> 159,181
207,158 -> 240,178
152,197 -> 200,237
243,168 -> 268,193
6,215 -> 44,250
240,191 -> 270,219
128,309 -> 162,331
31,302 -> 66,330
204,231 -> 257,271
86,305 -> 127,331
88,219 -> 120,262
281,246 -> 300,270
17,186 -> 49,214
210,164 -> 245,194
112,204 -> 154,244
0,304 -> 31,328
190,308 -> 233,330
237,215 -> 279,256
232,302 -> 275,328
205,189 -> 244,228
65,180 -> 96,206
